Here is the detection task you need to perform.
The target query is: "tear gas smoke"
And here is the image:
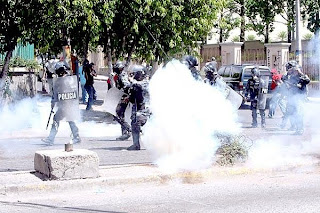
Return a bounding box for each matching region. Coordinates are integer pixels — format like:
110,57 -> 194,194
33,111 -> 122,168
247,35 -> 320,170
246,136 -> 318,169
142,60 -> 240,172
0,95 -> 120,139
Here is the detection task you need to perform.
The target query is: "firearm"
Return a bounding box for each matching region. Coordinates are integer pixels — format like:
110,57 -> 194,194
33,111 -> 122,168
46,107 -> 54,130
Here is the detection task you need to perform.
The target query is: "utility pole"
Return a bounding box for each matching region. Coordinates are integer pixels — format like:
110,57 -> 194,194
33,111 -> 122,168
295,0 -> 302,66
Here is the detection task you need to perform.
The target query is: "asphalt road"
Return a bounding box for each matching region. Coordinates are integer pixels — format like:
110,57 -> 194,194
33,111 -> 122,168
1,170 -> 320,213
0,80 -> 319,171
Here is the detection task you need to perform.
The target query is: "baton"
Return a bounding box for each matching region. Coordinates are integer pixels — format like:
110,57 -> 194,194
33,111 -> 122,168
46,108 -> 54,130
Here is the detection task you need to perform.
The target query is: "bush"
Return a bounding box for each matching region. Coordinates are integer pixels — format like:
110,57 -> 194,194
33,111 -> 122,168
215,134 -> 252,166
7,57 -> 40,69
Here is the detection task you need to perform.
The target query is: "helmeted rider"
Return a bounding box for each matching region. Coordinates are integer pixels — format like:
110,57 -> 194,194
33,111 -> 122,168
127,65 -> 150,150
113,61 -> 132,141
42,66 -> 81,145
245,67 -> 268,128
181,55 -> 202,81
281,61 -> 310,134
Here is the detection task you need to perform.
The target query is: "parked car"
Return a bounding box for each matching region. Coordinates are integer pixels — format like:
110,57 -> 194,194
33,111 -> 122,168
217,64 -> 272,106
217,64 -> 272,95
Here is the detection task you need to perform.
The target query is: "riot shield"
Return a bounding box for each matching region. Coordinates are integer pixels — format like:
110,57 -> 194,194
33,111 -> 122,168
215,78 -> 243,109
52,75 -> 80,121
258,75 -> 269,109
225,85 -> 243,109
103,87 -> 132,124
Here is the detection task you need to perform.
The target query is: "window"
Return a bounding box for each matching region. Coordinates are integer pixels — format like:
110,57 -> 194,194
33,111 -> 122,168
231,66 -> 241,78
223,66 -> 231,77
218,66 -> 226,76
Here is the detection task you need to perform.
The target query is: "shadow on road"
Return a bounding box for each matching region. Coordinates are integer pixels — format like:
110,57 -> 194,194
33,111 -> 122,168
81,110 -> 114,123
0,201 -> 125,213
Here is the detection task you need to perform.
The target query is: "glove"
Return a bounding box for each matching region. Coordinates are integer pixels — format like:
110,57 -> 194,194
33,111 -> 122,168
297,83 -> 302,88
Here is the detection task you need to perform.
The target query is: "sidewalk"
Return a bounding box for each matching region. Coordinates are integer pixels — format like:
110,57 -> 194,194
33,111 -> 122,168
0,162 -> 313,195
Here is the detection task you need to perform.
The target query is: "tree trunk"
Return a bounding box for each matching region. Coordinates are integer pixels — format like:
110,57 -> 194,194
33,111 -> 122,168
265,24 -> 269,44
0,41 -> 16,79
287,24 -> 292,43
219,13 -> 223,43
83,35 -> 89,61
239,0 -> 245,42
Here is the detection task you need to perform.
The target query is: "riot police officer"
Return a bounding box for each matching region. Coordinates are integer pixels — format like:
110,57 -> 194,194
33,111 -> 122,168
127,65 -> 150,150
281,62 -> 310,134
203,63 -> 220,86
42,66 -> 81,145
182,55 -> 202,81
245,67 -> 268,128
113,61 -> 132,140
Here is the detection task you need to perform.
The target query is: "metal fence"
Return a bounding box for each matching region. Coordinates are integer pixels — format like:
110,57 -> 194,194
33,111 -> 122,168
0,42 -> 34,61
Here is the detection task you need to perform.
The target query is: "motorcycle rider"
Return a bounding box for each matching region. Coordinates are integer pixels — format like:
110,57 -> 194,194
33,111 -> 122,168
245,67 -> 268,128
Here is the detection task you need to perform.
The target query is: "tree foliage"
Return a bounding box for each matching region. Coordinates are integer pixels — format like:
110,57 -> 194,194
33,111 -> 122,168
1,0 -> 220,75
214,0 -> 240,43
102,0 -> 219,63
301,0 -> 320,34
246,0 -> 284,43
0,0 -> 40,78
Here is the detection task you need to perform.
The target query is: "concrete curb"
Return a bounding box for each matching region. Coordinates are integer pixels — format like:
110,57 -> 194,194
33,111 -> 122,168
0,163 -> 312,195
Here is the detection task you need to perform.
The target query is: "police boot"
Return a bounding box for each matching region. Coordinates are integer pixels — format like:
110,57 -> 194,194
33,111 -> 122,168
251,109 -> 258,128
294,129 -> 304,135
73,135 -> 81,144
280,117 -> 287,129
127,129 -> 140,151
116,127 -> 131,141
69,122 -> 81,144
260,109 -> 266,128
116,132 -> 131,141
41,138 -> 54,146
42,120 -> 58,145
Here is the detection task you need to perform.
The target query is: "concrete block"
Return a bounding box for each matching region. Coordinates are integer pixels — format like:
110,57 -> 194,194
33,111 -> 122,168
34,149 -> 99,180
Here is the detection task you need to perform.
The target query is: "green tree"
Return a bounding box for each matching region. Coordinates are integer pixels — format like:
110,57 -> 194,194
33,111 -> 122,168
32,0 -> 115,60
303,32 -> 314,40
277,31 -> 287,41
301,0 -> 320,34
100,0 -> 219,65
246,0 -> 284,43
214,0 -> 240,43
0,0 -> 39,78
231,35 -> 240,42
246,34 -> 257,41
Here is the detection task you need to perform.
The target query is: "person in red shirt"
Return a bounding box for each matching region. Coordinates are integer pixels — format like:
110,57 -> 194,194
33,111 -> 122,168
268,69 -> 285,118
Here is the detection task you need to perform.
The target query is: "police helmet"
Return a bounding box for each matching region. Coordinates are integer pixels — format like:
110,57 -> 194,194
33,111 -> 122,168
251,67 -> 259,76
204,63 -> 217,74
182,55 -> 198,68
55,66 -> 67,77
131,65 -> 147,81
285,60 -> 298,71
114,61 -> 125,69
113,61 -> 125,74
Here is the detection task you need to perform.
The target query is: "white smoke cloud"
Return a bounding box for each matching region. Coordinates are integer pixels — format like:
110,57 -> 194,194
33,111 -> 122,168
247,34 -> 320,170
246,136 -> 318,169
0,95 -> 120,140
142,60 -> 240,172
